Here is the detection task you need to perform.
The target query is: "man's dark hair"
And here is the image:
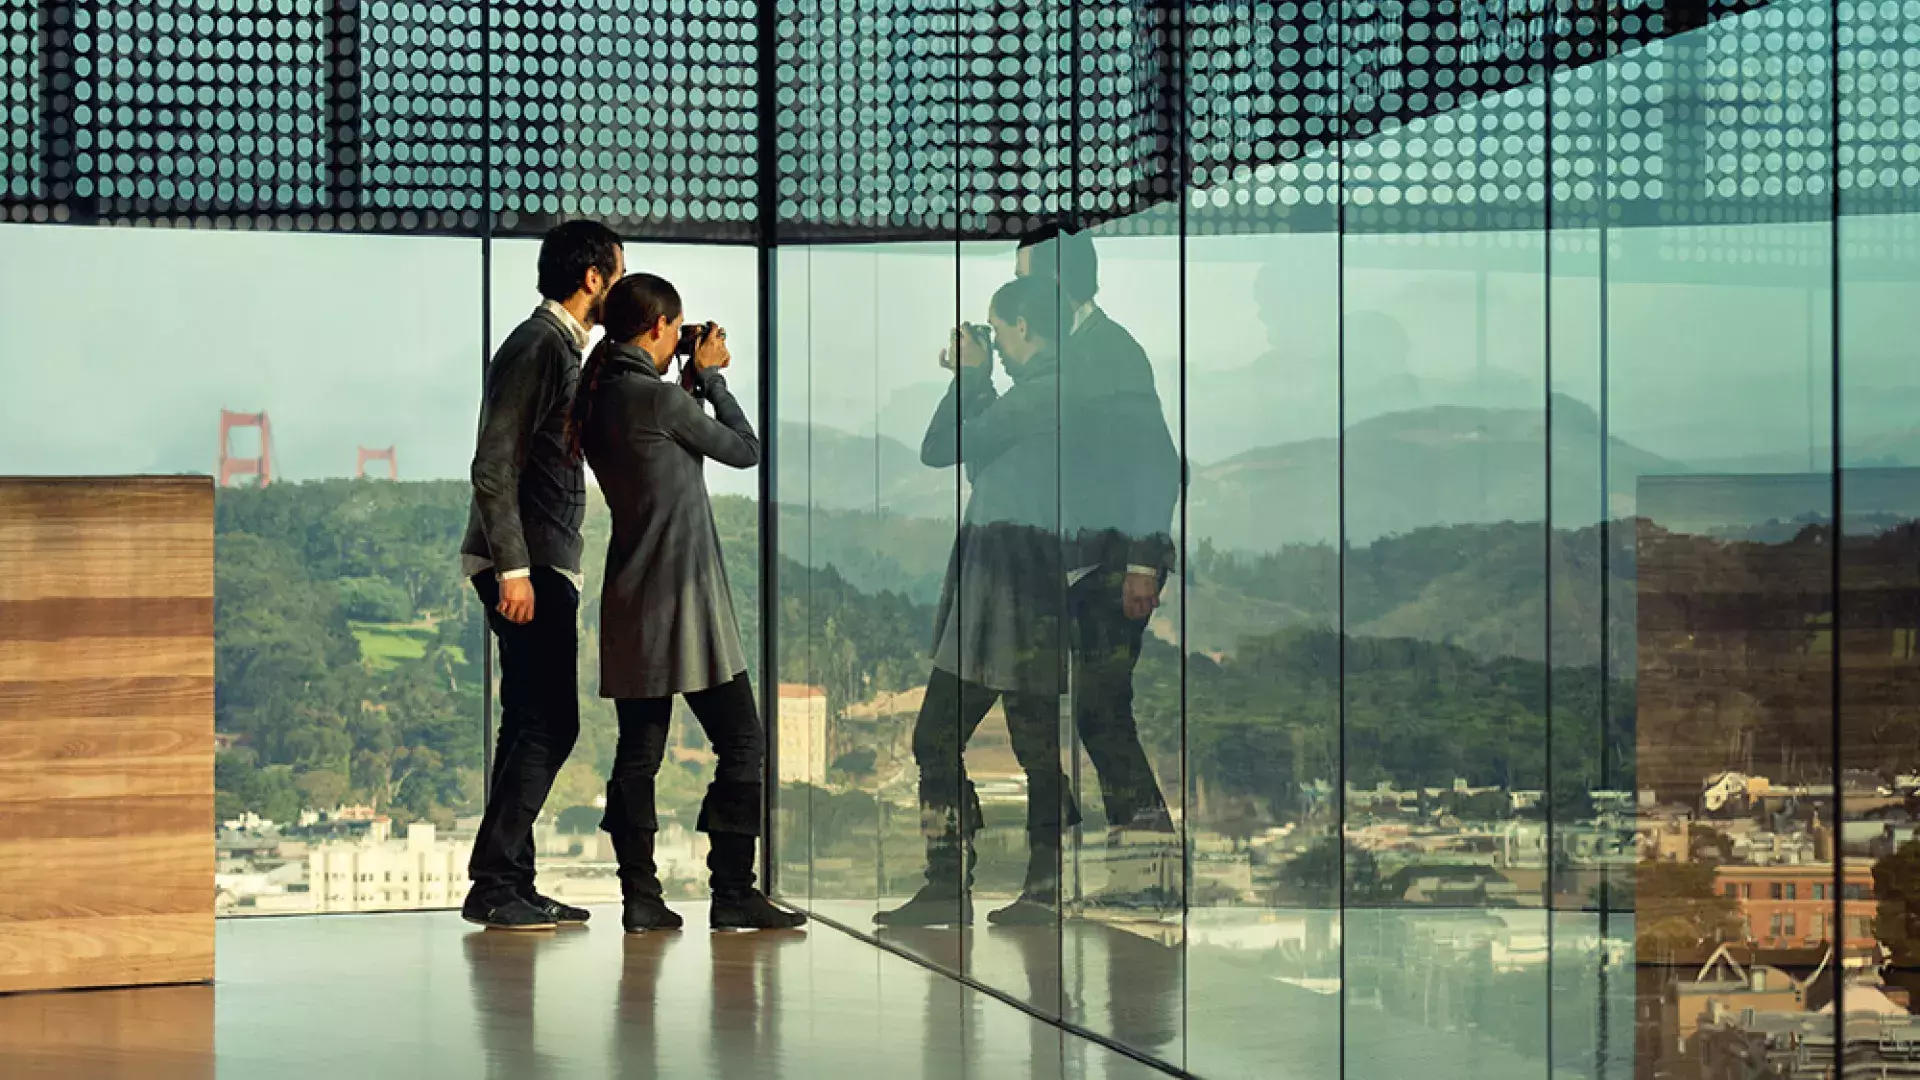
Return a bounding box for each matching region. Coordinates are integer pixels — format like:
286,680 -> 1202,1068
569,273 -> 683,459
537,220 -> 623,303
1015,222 -> 1098,304
990,276 -> 1062,349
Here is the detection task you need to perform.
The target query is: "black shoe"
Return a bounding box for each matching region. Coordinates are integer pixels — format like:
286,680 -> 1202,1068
987,895 -> 1057,926
527,892 -> 591,926
875,883 -> 972,928
711,889 -> 807,931
462,894 -> 557,932
622,895 -> 684,933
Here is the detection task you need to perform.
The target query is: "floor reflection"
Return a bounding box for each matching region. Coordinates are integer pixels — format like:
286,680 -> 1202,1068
841,904 -> 1647,1079
614,932 -> 671,1079
462,930 -> 559,1080
0,981 -> 213,1080
0,906 -> 1685,1078
709,929 -> 807,1076
196,909 -> 1166,1078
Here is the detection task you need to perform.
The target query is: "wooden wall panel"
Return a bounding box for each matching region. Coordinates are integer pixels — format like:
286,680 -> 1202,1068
0,478 -> 214,994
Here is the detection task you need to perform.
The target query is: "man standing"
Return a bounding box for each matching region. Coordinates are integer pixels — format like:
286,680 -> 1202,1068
1016,225 -> 1178,841
460,220 -> 624,931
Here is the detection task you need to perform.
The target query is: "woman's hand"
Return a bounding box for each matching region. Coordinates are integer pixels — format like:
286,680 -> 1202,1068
939,325 -> 990,372
694,323 -> 731,372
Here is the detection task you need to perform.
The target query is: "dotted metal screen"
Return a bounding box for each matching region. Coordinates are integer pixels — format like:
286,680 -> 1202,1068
1840,0 -> 1920,216
2,1 -> 39,202
488,0 -> 760,240
2,0 -> 1913,239
770,0 -> 1181,242
1175,0 -> 1849,236
2,0 -> 761,237
356,1 -> 485,233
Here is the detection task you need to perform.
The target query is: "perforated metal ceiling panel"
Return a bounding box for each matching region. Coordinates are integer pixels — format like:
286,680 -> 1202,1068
3,0 -> 1908,239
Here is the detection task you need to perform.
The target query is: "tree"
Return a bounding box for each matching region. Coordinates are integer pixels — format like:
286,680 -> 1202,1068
830,748 -> 876,781
1281,836 -> 1378,904
556,805 -> 604,834
214,482 -> 483,828
338,576 -> 414,622
297,769 -> 349,812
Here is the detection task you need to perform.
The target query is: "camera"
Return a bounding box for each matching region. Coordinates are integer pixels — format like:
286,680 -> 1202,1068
675,320 -> 720,395
952,322 -> 994,366
674,320 -> 716,363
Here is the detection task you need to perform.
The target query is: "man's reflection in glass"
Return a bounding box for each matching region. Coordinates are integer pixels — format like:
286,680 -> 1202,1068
876,277 -> 1072,928
1016,226 -> 1179,853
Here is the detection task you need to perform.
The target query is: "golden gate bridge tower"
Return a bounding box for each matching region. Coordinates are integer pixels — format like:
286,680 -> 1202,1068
217,410 -> 274,488
356,445 -> 398,480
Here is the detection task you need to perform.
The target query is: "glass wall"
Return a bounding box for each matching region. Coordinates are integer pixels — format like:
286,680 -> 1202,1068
0,0 -> 770,919
767,0 -> 1920,1077
0,224 -> 761,917
0,226 -> 487,915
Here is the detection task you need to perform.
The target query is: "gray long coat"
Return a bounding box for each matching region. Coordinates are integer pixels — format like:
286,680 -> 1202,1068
921,349 -> 1067,696
581,344 -> 757,699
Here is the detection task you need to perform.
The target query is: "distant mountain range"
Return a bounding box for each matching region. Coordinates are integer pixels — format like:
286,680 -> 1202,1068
782,396 -> 1682,551
773,400 -> 1672,665
1187,395 -> 1682,551
774,421 -> 956,523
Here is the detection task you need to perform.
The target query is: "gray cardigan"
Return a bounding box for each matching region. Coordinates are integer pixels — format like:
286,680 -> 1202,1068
460,306 -> 588,575
580,344 -> 758,699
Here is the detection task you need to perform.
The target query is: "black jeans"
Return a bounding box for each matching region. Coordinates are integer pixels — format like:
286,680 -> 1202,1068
603,672 -> 764,839
1068,570 -> 1170,826
911,668 -> 1074,852
468,568 -> 581,903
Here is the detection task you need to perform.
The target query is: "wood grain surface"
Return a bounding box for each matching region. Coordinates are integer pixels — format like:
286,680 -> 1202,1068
0,478 -> 214,994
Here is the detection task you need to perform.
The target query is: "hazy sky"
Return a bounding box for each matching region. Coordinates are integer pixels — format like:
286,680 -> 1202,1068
4,0 -> 1915,505
1,216 -> 1915,500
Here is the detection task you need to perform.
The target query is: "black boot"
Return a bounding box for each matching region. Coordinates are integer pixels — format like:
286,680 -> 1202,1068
604,777 -> 682,933
875,828 -> 976,927
988,832 -> 1060,926
624,894 -> 683,933
609,828 -> 682,933
875,877 -> 973,927
707,833 -> 806,931
877,785 -> 980,927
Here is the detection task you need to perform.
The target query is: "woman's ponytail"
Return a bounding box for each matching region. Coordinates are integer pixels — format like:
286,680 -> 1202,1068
569,339 -> 616,462
566,272 -> 684,461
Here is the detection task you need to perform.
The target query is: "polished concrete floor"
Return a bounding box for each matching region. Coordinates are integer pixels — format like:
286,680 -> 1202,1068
0,907 -> 1174,1080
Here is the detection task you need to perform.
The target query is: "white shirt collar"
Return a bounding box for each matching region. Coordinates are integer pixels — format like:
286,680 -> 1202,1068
1072,301 -> 1100,334
540,299 -> 592,353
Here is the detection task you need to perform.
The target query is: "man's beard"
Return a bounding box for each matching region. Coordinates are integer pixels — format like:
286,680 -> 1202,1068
588,282 -> 612,323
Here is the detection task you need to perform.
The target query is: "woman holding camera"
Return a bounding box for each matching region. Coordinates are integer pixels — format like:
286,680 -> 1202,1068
876,276 -> 1074,928
571,272 -> 804,933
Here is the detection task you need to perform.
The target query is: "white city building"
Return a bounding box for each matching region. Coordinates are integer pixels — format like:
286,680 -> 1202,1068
308,819 -> 463,913
777,683 -> 829,787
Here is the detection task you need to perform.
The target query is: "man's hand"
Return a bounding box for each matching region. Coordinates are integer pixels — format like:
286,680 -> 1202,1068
1122,571 -> 1162,621
498,576 -> 536,625
694,323 -> 731,372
